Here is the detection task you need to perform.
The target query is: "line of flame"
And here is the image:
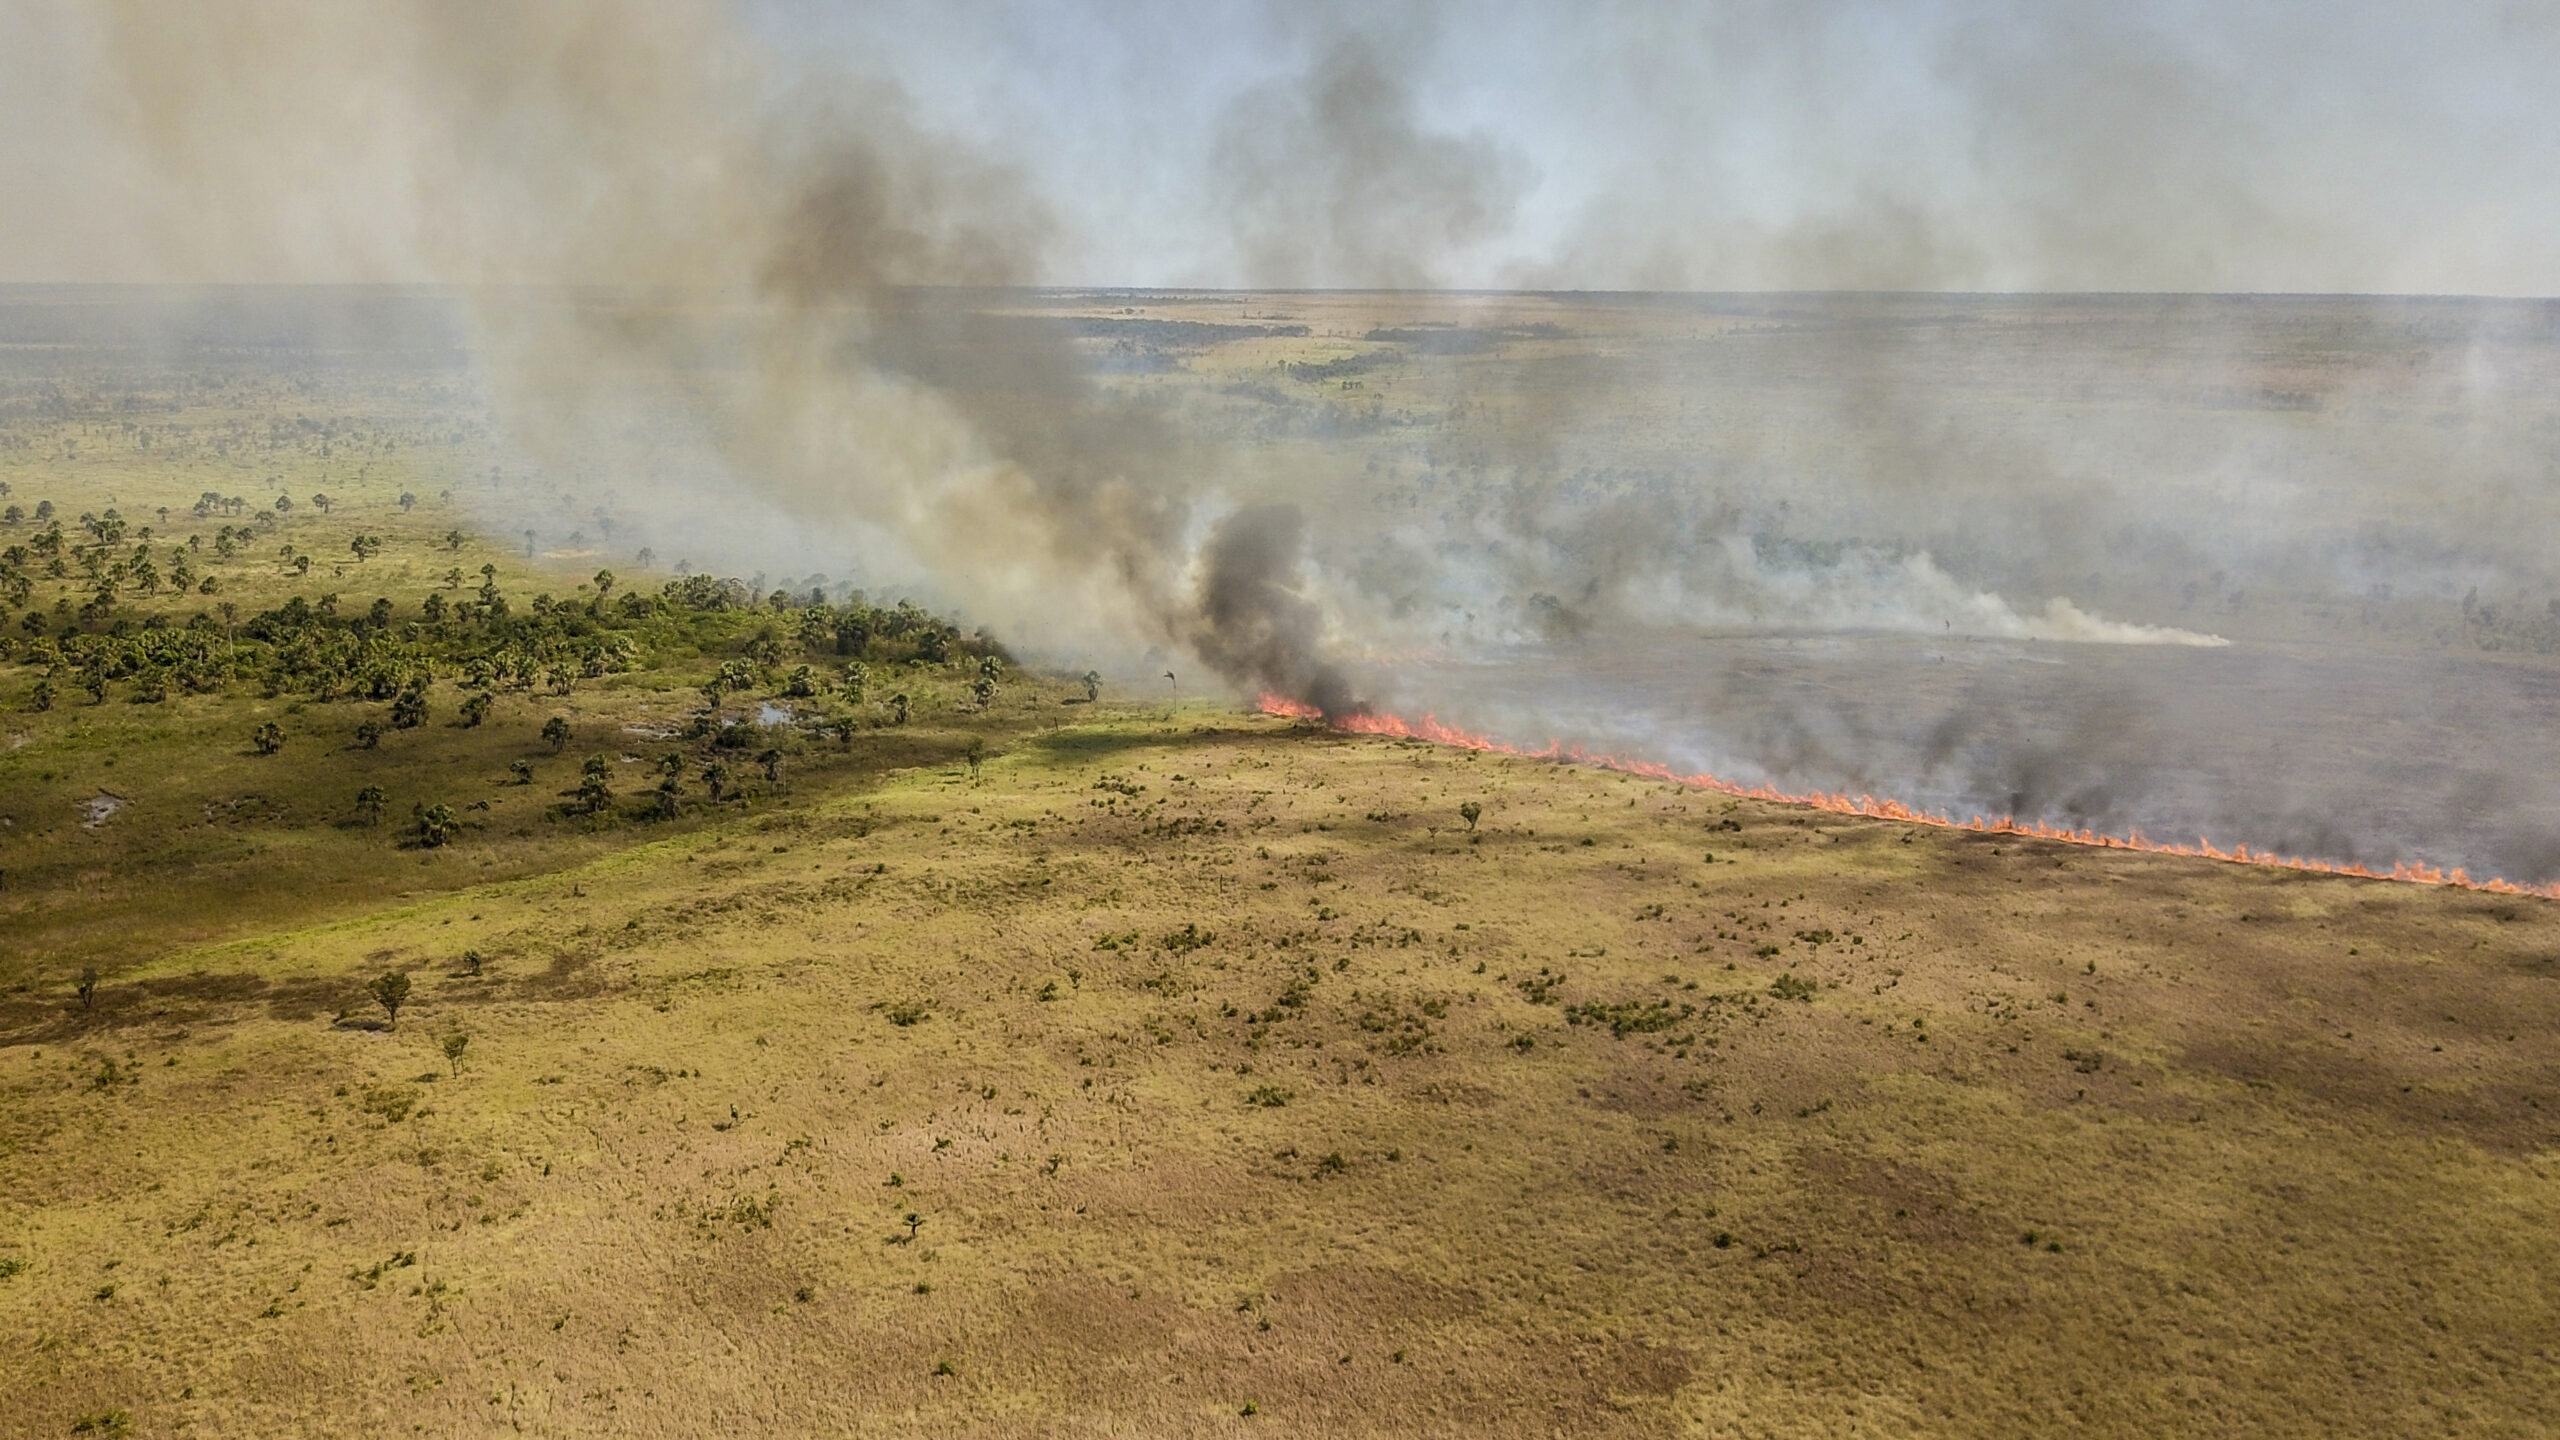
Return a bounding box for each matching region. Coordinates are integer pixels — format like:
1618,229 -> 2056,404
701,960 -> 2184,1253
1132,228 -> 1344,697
1255,693 -> 2558,900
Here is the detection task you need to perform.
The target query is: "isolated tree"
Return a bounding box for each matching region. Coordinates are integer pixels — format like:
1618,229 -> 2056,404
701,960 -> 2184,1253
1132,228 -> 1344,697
251,721 -> 285,755
349,534 -> 382,562
311,493 -> 331,515
653,776 -> 682,819
542,715 -> 571,751
445,530 -> 465,551
417,803 -> 457,847
368,971 -> 412,1028
635,547 -> 654,569
1082,670 -> 1101,702
577,756 -> 613,814
1459,801 -> 1482,833
509,759 -> 533,785
970,675 -> 995,709
29,678 -> 53,712
461,949 -> 485,976
441,1032 -> 469,1077
391,684 -> 428,730
592,568 -> 614,599
76,966 -> 99,1011
398,492 -> 416,512
291,555 -> 311,577
966,737 -> 986,776
458,690 -> 492,728
888,692 -> 910,725
274,495 -> 293,515
757,748 -> 782,783
355,784 -> 386,825
702,761 -> 730,803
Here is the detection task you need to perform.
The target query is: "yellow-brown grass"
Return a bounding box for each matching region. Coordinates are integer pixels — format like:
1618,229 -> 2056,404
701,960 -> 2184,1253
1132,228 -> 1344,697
5,714 -> 2555,1437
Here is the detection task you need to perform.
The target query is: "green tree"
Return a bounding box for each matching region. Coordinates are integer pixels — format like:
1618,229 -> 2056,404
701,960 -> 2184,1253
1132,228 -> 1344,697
398,492 -> 416,512
440,1032 -> 469,1077
251,721 -> 284,755
368,971 -> 412,1028
458,690 -> 493,728
416,803 -> 457,847
1459,801 -> 1482,833
542,715 -> 571,751
577,755 -> 613,813
757,748 -> 782,783
592,568 -> 614,598
76,966 -> 99,1011
508,759 -> 533,785
702,761 -> 730,803
1082,670 -> 1101,702
355,784 -> 386,824
310,493 -> 331,515
888,692 -> 910,725
391,684 -> 428,730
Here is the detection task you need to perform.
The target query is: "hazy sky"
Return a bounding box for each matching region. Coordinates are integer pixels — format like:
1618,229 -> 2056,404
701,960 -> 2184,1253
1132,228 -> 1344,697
5,0 -> 2558,293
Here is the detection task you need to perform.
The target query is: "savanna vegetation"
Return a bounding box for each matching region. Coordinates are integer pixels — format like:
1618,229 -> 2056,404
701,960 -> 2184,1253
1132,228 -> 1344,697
3,296 -> 2557,1437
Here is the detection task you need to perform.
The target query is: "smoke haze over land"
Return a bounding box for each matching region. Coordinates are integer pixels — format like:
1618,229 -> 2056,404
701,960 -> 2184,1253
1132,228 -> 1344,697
4,0 -> 2559,873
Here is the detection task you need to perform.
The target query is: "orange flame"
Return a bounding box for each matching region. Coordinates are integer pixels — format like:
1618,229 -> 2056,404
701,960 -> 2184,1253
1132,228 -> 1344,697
1256,693 -> 2558,900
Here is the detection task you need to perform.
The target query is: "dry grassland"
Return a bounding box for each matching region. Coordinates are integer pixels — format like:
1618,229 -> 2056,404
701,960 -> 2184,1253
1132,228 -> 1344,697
6,712 -> 2557,1437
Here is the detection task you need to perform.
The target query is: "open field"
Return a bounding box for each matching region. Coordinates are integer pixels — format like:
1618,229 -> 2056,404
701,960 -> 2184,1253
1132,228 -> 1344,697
5,289 -> 2560,1436
5,707 -> 2559,1437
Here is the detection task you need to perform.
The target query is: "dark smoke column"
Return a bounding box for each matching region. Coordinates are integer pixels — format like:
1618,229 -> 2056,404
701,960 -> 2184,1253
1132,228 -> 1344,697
1187,503 -> 1362,719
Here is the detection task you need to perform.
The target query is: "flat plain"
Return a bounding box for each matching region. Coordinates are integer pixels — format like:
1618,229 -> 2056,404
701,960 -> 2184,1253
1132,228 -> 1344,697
3,289 -> 2557,1437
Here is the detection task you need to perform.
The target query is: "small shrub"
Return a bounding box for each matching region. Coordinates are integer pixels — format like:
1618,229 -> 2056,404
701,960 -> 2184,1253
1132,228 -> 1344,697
362,1087 -> 417,1124
1247,1085 -> 1293,1108
70,1410 -> 130,1435
1769,973 -> 1817,1002
885,1001 -> 928,1027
